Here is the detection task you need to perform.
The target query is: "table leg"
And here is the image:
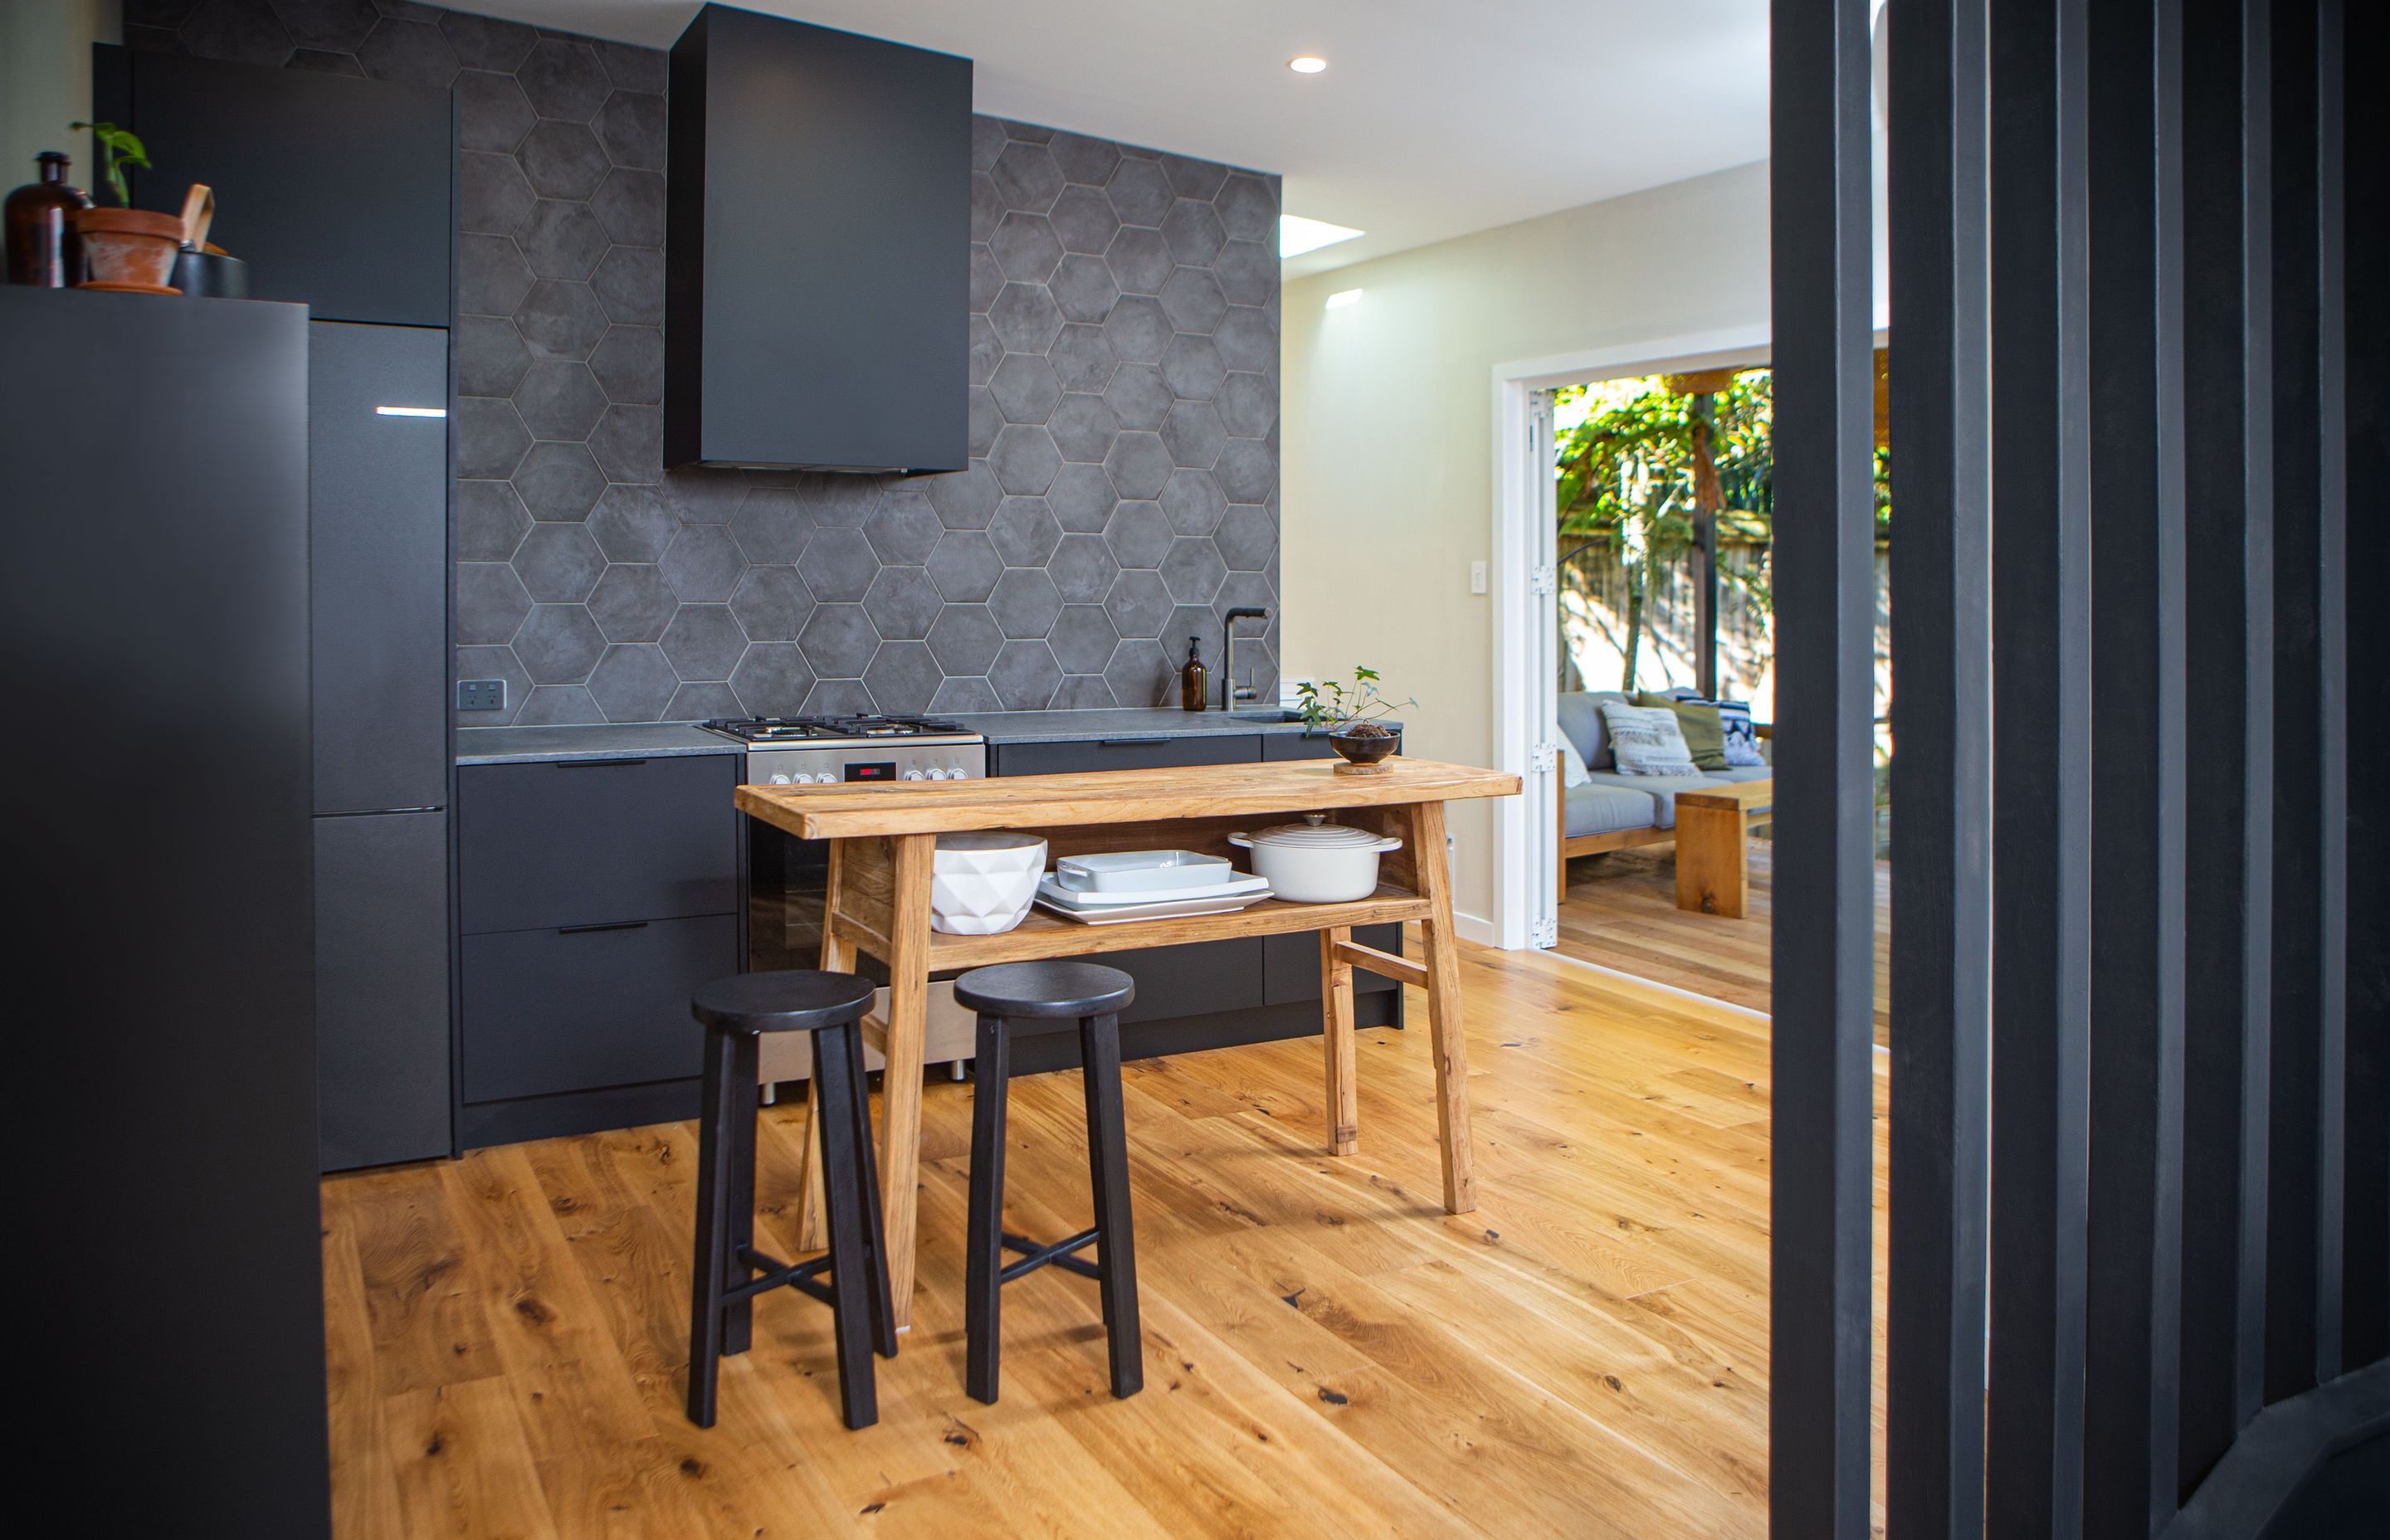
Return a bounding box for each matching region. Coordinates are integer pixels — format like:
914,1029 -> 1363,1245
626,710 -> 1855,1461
875,832 -> 937,1331
1407,799 -> 1477,1214
1318,925 -> 1359,1156
791,844 -> 859,1255
1675,801 -> 1749,917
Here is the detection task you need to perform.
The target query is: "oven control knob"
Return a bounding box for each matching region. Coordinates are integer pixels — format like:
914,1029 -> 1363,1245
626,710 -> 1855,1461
925,768 -> 949,780
904,768 -> 926,781
768,773 -> 792,785
949,764 -> 970,780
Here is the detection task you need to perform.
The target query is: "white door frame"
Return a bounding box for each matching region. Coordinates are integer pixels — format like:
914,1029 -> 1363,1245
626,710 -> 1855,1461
1485,325 -> 1773,951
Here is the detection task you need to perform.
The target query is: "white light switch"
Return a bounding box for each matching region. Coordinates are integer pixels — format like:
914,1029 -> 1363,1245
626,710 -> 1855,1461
1469,560 -> 1489,595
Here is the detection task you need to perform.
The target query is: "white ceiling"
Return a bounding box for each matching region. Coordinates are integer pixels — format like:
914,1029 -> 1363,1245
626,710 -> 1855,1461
454,1 -> 1771,279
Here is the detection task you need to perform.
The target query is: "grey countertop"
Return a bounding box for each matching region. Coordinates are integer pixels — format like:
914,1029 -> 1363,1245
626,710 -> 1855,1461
454,723 -> 744,765
949,708 -> 1329,744
455,709 -> 1358,764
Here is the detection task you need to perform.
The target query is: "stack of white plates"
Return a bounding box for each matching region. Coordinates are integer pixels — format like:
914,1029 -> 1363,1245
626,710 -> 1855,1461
1033,870 -> 1274,925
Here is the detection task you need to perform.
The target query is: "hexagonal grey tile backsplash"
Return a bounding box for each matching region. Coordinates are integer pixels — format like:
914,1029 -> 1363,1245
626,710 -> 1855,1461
129,0 -> 1281,725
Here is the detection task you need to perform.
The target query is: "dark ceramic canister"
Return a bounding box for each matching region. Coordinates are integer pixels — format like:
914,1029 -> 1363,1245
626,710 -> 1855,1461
170,246 -> 251,299
4,152 -> 93,287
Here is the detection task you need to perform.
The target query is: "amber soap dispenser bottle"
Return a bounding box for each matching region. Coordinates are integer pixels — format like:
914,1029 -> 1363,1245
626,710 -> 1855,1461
1178,636 -> 1209,712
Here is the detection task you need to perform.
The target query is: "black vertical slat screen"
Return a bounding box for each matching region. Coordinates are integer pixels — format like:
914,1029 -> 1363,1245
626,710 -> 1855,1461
1885,0 -> 1995,1535
2339,0 -> 2390,1376
1767,0 -> 1880,1533
2084,0 -> 2189,1530
2083,0 -> 2190,1531
2175,0 -> 2278,1494
1984,0 -> 2096,1533
2261,0 -> 2344,1404
1783,0 -> 2377,1533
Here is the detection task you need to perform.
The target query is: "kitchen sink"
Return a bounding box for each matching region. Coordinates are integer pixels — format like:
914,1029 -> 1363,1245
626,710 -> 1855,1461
1231,709 -> 1305,723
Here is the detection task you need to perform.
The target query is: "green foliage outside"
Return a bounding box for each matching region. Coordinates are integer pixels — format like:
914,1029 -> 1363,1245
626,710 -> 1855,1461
1551,366 -> 1890,691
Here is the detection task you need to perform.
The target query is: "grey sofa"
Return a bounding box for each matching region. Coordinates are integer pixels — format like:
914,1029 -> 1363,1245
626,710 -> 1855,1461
1557,690 -> 1772,885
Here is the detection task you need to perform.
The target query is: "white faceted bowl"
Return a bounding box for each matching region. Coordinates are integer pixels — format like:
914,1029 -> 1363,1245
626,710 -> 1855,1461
929,832 -> 1047,934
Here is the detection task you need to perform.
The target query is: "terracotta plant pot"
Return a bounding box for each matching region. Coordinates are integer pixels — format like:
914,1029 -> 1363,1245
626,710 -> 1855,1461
73,207 -> 183,291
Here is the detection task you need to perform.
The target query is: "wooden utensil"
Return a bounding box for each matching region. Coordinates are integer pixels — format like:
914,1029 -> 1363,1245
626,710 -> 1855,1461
178,183 -> 216,251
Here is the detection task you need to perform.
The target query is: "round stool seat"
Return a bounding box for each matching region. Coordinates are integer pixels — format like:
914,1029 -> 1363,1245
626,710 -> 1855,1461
691,970 -> 877,1035
954,960 -> 1136,1020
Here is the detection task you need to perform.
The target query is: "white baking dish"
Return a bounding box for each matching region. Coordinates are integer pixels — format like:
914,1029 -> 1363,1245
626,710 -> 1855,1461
1053,848 -> 1232,892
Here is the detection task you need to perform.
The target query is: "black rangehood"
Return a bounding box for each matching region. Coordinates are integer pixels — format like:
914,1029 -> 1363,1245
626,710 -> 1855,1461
665,4 -> 972,473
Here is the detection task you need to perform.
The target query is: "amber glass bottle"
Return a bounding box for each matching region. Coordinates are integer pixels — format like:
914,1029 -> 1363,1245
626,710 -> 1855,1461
4,153 -> 91,288
1178,636 -> 1209,712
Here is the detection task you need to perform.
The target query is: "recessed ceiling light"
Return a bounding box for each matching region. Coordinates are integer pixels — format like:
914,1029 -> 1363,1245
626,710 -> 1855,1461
1280,214 -> 1363,258
1289,56 -> 1328,75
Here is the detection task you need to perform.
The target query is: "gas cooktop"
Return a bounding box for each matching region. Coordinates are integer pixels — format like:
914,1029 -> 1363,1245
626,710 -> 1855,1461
700,714 -> 982,746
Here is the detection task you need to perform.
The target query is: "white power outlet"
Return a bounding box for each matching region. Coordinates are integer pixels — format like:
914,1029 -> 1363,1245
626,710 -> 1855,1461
1469,560 -> 1489,594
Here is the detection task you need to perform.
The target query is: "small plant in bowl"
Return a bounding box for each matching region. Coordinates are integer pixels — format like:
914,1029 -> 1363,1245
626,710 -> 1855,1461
1295,666 -> 1414,768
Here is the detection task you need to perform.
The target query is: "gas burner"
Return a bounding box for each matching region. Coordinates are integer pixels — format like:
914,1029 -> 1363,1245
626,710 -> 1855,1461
700,715 -> 980,748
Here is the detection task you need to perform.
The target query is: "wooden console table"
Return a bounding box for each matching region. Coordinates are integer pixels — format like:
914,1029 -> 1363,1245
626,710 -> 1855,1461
1674,777 -> 1773,918
735,756 -> 1520,1328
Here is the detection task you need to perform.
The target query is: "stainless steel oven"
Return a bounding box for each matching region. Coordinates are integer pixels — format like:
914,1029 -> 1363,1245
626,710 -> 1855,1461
703,716 -> 988,1085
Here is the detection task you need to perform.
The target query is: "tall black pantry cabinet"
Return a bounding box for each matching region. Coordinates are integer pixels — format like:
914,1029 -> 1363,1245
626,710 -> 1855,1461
3,289 -> 329,1537
100,44 -> 461,1168
310,322 -> 453,1170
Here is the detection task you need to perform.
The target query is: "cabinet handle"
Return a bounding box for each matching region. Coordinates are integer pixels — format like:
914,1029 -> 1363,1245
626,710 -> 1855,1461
556,757 -> 648,768
1097,737 -> 1170,746
557,920 -> 650,935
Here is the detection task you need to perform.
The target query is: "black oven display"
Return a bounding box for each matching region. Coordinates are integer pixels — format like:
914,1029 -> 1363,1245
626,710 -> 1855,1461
845,762 -> 897,782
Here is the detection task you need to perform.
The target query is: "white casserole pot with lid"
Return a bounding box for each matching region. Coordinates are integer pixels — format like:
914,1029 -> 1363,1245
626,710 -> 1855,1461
1227,815 -> 1403,904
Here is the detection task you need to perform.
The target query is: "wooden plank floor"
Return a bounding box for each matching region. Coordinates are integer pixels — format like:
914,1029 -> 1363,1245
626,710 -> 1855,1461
1557,841 -> 1894,1045
321,934 -> 1890,1538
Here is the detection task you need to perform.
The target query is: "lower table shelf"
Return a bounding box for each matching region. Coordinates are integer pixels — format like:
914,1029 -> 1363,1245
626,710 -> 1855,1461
866,885 -> 1433,968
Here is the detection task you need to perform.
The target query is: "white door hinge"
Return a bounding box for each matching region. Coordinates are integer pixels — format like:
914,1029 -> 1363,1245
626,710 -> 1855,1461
1530,918 -> 1559,949
1530,740 -> 1563,774
1529,562 -> 1556,596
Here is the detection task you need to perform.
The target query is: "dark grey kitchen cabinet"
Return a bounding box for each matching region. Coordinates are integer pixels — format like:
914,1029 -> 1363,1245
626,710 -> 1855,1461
989,733 -> 1260,778
458,756 -> 741,933
316,811 -> 451,1171
310,321 -> 449,816
92,45 -> 453,326
461,916 -> 736,1103
456,753 -> 742,1146
665,4 -> 970,470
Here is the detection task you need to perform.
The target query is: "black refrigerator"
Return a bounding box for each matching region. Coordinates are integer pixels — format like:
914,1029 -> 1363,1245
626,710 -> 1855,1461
2,288 -> 329,1536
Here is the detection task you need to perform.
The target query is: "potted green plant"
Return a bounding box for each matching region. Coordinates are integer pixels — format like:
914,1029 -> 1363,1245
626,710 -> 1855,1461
67,121 -> 178,292
1295,666 -> 1414,768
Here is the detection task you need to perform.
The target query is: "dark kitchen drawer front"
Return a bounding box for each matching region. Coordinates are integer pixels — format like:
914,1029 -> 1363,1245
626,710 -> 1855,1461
990,733 -> 1259,778
461,915 -> 737,1103
458,755 -> 739,933
1101,938 -> 1266,1026
1263,925 -> 1403,1006
316,811 -> 453,1171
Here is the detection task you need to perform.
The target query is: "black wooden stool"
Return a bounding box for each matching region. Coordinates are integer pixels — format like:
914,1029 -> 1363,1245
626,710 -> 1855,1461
954,960 -> 1143,1404
685,971 -> 895,1431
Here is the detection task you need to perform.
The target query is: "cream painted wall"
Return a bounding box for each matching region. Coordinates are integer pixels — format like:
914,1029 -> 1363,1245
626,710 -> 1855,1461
2,1 -> 120,205
1280,160 -> 1771,929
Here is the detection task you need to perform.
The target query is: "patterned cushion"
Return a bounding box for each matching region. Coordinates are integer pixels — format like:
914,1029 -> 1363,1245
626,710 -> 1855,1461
1635,691 -> 1728,771
1597,702 -> 1701,777
1714,700 -> 1768,766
